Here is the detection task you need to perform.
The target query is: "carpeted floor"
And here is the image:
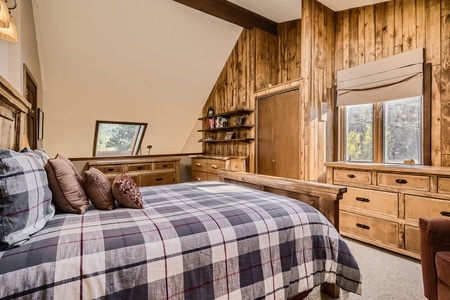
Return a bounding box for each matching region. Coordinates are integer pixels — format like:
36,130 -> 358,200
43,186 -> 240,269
305,238 -> 426,300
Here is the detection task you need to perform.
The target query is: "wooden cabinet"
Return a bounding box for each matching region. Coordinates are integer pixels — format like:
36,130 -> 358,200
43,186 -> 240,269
326,162 -> 450,259
89,157 -> 180,187
191,156 -> 246,182
198,109 -> 254,143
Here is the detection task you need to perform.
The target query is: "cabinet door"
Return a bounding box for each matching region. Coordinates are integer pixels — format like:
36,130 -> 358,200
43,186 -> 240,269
257,89 -> 299,179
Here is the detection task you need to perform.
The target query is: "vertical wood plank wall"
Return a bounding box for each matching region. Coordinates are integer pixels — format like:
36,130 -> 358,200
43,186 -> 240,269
201,0 -> 450,181
334,0 -> 450,167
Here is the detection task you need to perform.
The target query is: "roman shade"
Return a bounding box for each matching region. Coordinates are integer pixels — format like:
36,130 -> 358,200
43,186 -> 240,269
336,48 -> 424,106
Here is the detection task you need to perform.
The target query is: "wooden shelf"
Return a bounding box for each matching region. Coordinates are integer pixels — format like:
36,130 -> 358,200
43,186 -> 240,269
198,109 -> 254,120
198,125 -> 254,132
199,138 -> 255,143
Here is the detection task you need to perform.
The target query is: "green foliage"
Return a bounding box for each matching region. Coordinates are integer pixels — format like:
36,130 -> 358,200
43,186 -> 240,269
96,123 -> 137,152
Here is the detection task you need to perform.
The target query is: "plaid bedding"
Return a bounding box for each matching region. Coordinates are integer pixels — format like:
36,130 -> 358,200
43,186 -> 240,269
0,181 -> 362,299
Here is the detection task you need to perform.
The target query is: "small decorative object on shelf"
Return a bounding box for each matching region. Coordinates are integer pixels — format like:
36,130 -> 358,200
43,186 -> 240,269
207,107 -> 214,117
224,132 -> 235,140
237,115 -> 246,126
216,116 -> 230,128
206,117 -> 215,129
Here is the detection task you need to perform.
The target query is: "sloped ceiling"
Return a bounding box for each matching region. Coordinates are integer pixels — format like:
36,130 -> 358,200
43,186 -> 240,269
31,0 -> 390,157
31,0 -> 242,157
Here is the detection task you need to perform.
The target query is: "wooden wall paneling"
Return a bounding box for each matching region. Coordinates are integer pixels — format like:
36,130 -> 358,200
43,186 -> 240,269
365,5 -> 376,63
442,0 -> 450,17
277,20 -> 301,84
383,1 -> 395,58
349,9 -> 359,68
358,7 -> 366,65
416,0 -> 426,49
374,4 -> 384,60
441,13 -> 450,165
342,11 -> 350,70
394,0 -> 404,54
431,65 -> 442,166
335,13 -> 344,73
248,29 -> 256,172
255,29 -> 278,90
402,0 -> 417,51
426,0 -> 441,65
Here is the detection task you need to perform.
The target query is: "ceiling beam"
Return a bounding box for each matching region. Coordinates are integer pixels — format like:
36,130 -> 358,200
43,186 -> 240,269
173,0 -> 278,35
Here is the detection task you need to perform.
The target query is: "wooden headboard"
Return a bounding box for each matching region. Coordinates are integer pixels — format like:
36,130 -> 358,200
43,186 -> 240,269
0,74 -> 31,150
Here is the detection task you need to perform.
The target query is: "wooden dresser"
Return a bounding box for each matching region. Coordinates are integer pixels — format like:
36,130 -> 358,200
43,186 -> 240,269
88,157 -> 180,187
325,162 -> 450,259
191,156 -> 246,181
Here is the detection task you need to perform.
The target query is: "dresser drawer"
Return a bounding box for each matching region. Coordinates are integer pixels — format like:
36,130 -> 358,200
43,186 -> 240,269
438,177 -> 450,194
192,159 -> 207,172
140,172 -> 175,186
404,225 -> 420,254
192,171 -> 207,182
377,173 -> 430,191
405,195 -> 450,221
341,187 -> 399,217
340,211 -> 399,247
128,164 -> 151,172
206,159 -> 226,174
334,169 -> 371,184
153,162 -> 175,171
96,165 -> 124,173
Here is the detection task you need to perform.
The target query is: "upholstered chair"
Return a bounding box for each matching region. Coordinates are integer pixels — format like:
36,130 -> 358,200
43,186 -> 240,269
419,218 -> 450,300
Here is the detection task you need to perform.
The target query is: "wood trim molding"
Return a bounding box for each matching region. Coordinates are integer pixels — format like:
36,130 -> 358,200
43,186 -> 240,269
173,0 -> 278,35
254,79 -> 302,98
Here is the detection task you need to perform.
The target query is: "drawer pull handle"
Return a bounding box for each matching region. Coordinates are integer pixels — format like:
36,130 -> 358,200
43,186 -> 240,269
347,174 -> 356,179
137,166 -> 143,170
162,164 -> 168,168
108,168 -> 114,172
356,223 -> 370,230
195,177 -> 201,181
211,164 -> 218,169
356,197 -> 370,203
196,163 -> 201,167
441,211 -> 450,217
395,179 -> 408,184
155,178 -> 163,181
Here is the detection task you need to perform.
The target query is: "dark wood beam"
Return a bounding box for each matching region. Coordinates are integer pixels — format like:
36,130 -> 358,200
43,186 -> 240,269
173,0 -> 278,35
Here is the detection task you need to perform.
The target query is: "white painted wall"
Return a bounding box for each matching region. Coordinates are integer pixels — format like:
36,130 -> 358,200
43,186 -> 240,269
32,0 -> 242,158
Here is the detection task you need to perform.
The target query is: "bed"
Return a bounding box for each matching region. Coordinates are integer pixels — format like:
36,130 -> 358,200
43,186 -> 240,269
0,75 -> 362,299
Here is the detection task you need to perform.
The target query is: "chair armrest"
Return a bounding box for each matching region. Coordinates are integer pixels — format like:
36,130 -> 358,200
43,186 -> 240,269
419,218 -> 450,300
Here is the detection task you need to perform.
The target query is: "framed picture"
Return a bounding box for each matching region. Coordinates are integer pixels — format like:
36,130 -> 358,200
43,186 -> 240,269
38,108 -> 44,140
207,107 -> 214,117
224,131 -> 235,140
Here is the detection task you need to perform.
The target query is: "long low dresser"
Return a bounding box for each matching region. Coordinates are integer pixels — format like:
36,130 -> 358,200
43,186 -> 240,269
88,157 -> 180,187
191,155 -> 247,181
325,162 -> 450,259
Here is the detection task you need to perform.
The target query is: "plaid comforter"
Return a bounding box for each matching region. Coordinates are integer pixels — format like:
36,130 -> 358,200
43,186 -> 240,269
0,182 -> 362,299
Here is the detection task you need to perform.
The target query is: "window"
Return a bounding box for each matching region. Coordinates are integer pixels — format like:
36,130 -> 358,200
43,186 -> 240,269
342,96 -> 423,164
93,121 -> 147,157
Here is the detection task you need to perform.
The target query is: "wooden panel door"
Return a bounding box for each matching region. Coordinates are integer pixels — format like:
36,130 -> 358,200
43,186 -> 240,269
257,89 -> 299,179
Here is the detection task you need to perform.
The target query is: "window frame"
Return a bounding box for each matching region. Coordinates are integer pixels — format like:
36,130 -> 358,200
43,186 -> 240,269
92,120 -> 148,157
336,64 -> 431,165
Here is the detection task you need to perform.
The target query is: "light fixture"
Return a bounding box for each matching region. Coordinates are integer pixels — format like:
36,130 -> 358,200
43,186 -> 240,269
0,0 -> 10,28
0,0 -> 18,43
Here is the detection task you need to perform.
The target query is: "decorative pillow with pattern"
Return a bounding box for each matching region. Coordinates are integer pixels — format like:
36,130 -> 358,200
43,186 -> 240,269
112,174 -> 143,209
45,157 -> 89,214
0,149 -> 55,250
20,148 -> 50,166
84,168 -> 115,210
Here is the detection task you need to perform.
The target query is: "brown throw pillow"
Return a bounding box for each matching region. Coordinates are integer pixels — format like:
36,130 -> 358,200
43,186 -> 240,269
112,174 -> 143,209
45,158 -> 89,214
84,168 -> 115,210
56,154 -> 85,191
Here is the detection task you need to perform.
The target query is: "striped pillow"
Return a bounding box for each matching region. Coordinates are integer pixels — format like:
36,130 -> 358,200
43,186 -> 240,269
0,149 -> 55,250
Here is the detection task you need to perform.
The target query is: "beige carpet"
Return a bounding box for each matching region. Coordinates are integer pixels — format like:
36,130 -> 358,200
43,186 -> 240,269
305,238 -> 426,300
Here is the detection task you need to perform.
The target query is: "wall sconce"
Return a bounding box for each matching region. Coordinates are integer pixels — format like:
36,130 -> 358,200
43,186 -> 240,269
0,0 -> 18,43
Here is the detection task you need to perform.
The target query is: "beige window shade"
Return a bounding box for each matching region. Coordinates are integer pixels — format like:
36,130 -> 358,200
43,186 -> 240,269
337,48 -> 424,106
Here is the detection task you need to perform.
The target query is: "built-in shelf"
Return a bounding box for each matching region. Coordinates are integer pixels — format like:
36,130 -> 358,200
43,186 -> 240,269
198,125 -> 254,132
198,109 -> 254,120
199,138 -> 255,143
